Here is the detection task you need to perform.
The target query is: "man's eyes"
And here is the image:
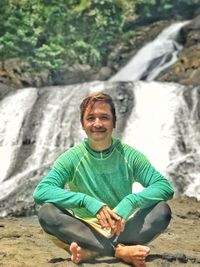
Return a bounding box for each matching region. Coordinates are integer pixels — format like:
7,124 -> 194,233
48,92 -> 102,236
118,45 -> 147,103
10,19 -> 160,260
86,116 -> 110,121
86,117 -> 94,121
101,116 -> 110,120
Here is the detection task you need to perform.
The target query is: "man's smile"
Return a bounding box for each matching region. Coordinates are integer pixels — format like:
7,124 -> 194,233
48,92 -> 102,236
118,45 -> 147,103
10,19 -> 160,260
91,128 -> 106,133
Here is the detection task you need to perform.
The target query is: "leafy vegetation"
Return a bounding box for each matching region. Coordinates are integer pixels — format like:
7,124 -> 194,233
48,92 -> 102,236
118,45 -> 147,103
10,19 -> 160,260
0,0 -> 199,71
136,0 -> 200,22
0,0 -> 125,70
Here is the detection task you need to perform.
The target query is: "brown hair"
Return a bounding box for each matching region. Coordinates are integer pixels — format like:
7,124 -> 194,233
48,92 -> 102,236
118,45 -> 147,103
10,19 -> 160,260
80,92 -> 116,125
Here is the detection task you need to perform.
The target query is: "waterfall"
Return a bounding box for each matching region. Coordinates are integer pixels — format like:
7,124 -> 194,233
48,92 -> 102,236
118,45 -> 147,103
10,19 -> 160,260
1,20 -> 199,216
0,85 -> 88,205
0,88 -> 38,182
122,82 -> 200,196
122,82 -> 181,172
0,81 -> 200,216
110,21 -> 189,82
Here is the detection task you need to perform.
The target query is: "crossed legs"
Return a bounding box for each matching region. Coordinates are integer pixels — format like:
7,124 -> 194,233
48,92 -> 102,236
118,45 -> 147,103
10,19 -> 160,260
38,201 -> 171,266
114,201 -> 172,266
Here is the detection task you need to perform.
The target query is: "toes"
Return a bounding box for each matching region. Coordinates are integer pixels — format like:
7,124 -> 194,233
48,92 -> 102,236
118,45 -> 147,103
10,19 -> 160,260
137,245 -> 150,255
70,242 -> 78,252
144,246 -> 150,254
70,242 -> 81,264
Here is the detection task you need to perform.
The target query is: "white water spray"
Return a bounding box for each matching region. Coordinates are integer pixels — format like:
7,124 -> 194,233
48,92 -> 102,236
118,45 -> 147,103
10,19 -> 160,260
0,88 -> 37,182
110,21 -> 189,81
123,81 -> 181,173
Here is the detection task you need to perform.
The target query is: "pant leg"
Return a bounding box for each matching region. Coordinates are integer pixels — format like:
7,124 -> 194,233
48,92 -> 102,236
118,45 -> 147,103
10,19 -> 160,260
116,201 -> 172,245
38,203 -> 115,256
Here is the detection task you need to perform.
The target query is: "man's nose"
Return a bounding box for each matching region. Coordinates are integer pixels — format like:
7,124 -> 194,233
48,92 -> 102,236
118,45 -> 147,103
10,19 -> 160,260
93,118 -> 102,127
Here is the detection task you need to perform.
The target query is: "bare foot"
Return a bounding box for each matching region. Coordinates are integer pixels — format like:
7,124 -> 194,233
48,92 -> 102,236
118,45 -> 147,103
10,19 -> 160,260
115,244 -> 150,267
70,242 -> 82,264
70,242 -> 98,264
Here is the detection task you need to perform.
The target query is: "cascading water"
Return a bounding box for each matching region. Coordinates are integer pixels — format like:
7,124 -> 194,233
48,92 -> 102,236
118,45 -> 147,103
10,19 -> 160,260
122,82 -> 200,196
1,20 -> 199,217
0,89 -> 38,181
122,82 -> 182,173
110,21 -> 189,82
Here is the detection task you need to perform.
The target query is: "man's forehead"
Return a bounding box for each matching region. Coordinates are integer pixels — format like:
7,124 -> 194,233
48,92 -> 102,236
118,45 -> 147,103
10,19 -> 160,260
85,102 -> 112,114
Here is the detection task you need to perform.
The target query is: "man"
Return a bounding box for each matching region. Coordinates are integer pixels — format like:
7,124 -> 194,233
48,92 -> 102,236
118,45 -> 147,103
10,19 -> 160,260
33,92 -> 174,267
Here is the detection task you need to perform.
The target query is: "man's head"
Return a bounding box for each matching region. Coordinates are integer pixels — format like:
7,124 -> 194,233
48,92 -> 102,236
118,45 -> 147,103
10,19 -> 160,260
80,92 -> 116,149
80,92 -> 116,127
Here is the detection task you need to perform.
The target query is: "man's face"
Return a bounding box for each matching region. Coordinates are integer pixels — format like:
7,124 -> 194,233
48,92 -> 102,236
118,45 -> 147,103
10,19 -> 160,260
81,101 -> 115,143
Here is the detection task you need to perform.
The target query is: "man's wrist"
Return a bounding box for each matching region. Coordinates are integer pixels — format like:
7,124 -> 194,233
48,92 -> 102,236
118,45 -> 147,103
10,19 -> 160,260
83,195 -> 105,215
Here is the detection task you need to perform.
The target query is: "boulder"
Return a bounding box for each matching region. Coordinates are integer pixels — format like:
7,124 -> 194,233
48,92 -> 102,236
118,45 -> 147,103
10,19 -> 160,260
0,58 -> 53,88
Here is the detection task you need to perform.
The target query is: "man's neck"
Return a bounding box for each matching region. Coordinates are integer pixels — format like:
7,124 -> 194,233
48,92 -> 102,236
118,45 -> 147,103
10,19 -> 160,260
88,139 -> 112,152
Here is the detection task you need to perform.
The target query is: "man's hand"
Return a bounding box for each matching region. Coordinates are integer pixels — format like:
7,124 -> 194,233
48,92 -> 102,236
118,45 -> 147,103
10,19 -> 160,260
112,217 -> 125,236
96,205 -> 125,236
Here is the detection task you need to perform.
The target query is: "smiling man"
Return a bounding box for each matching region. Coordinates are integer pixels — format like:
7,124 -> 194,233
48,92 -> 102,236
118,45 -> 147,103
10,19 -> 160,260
81,99 -> 114,150
33,92 -> 174,267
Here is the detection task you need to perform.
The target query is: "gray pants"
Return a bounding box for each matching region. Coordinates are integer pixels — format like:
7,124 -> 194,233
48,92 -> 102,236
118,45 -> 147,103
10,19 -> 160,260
38,201 -> 171,256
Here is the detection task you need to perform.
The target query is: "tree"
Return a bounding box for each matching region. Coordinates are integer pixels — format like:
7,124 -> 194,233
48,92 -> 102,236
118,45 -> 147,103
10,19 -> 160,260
0,0 -> 125,70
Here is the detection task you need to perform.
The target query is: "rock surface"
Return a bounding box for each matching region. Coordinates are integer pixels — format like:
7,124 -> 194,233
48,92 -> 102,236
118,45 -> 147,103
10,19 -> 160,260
0,197 -> 199,267
157,15 -> 200,85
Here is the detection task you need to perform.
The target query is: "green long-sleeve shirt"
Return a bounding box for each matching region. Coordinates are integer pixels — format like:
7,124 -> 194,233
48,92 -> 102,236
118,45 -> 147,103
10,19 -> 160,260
33,138 -> 174,220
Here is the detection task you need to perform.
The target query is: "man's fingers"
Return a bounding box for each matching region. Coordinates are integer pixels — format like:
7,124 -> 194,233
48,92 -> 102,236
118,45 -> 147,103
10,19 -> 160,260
96,206 -> 125,233
96,210 -> 108,228
120,218 -> 125,232
106,206 -> 121,221
96,206 -> 113,229
111,218 -> 126,236
103,207 -> 119,228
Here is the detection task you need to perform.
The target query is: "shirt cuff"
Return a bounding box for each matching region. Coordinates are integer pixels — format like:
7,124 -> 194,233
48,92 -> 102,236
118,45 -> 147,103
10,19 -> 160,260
82,195 -> 105,216
113,196 -> 136,220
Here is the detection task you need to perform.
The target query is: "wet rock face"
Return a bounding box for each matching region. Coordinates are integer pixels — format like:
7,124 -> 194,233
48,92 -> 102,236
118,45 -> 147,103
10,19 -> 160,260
0,59 -> 113,89
0,58 -> 51,88
181,14 -> 200,48
167,153 -> 200,196
157,45 -> 200,86
157,15 -> 200,86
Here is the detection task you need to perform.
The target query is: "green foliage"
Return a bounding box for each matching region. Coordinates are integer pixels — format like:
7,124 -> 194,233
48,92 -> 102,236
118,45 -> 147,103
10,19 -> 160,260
135,0 -> 200,21
114,0 -> 137,20
136,0 -> 173,19
0,0 -> 124,70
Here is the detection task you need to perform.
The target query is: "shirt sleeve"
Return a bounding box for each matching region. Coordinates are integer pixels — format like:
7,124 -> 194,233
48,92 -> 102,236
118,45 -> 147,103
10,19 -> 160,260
113,149 -> 174,220
33,151 -> 105,216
